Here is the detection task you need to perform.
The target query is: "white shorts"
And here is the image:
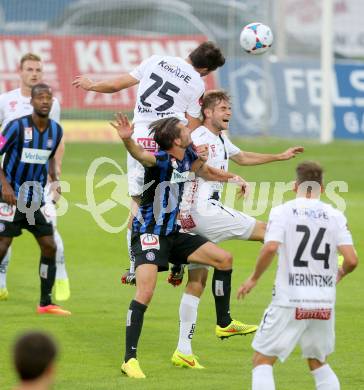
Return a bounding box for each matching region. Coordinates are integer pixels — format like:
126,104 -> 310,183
127,127 -> 158,196
252,305 -> 335,363
182,200 -> 256,271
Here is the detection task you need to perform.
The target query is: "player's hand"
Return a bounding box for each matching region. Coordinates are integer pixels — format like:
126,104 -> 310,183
336,267 -> 346,284
279,146 -> 304,160
229,176 -> 250,199
237,277 -> 257,299
1,182 -> 16,206
110,113 -> 134,139
195,144 -> 209,162
72,75 -> 94,91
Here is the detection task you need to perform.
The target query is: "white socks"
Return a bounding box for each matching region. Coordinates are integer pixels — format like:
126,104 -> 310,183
252,365 -> 275,390
177,293 -> 200,355
252,363 -> 339,390
0,247 -> 11,289
127,228 -> 135,273
54,229 -> 68,280
312,364 -> 340,390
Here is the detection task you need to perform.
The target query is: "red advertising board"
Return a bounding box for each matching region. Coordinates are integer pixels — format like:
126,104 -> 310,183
0,35 -> 216,110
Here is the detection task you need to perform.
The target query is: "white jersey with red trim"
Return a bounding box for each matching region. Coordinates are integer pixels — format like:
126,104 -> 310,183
0,88 -> 61,129
130,55 -> 204,128
265,198 -> 353,309
181,125 -> 240,214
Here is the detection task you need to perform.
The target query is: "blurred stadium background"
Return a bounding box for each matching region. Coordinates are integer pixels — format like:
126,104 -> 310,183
1,0 -> 363,142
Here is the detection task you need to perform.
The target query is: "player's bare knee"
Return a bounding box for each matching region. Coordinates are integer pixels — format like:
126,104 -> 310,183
135,288 -> 154,305
185,281 -> 205,297
41,240 -> 57,258
220,251 -> 233,269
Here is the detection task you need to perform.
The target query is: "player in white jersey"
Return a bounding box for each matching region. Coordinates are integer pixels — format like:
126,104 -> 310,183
238,161 -> 358,390
0,53 -> 69,301
170,90 -> 304,368
72,42 -> 225,284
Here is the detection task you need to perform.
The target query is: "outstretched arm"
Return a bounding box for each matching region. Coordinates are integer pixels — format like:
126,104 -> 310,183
230,146 -> 304,166
110,113 -> 156,167
194,163 -> 249,197
72,74 -> 139,93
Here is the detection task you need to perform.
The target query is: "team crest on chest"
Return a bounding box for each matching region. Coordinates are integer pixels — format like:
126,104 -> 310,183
9,101 -> 18,111
47,139 -> 53,148
24,127 -> 33,141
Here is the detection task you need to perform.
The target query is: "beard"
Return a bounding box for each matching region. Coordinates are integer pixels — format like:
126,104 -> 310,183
34,109 -> 50,118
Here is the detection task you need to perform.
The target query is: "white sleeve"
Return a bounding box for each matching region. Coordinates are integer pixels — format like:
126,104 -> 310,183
333,212 -> 353,246
50,98 -> 61,123
264,206 -> 285,243
129,55 -> 157,81
186,84 -> 204,118
223,136 -> 240,157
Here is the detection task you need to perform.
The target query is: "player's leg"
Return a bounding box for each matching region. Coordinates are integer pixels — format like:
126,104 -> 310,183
122,232 -> 169,378
29,209 -> 70,315
183,238 -> 235,329
301,315 -> 339,389
40,196 -> 71,301
252,352 -> 277,390
308,359 -> 340,390
251,306 -> 303,389
122,264 -> 158,379
0,247 -> 11,300
122,147 -> 145,286
187,205 -> 259,336
0,210 -> 20,300
121,196 -> 140,285
247,220 -> 266,241
54,228 -> 70,301
172,266 -> 208,368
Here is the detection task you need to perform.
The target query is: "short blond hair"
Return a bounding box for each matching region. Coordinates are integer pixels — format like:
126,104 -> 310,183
20,53 -> 42,69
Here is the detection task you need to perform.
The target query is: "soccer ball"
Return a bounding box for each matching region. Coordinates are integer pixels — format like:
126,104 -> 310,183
239,23 -> 273,55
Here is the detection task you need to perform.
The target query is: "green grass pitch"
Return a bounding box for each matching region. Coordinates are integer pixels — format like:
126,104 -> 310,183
0,139 -> 363,389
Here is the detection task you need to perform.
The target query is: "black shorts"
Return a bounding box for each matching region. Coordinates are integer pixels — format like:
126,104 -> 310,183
0,201 -> 53,238
131,232 -> 209,272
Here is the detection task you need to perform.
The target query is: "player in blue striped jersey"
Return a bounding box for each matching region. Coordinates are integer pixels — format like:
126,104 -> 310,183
0,83 -> 70,316
111,113 -> 247,378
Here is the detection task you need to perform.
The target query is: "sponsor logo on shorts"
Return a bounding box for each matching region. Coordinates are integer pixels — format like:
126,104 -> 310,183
0,203 -> 16,222
0,222 -> 5,232
146,252 -> 155,261
295,308 -> 332,320
140,233 -> 160,251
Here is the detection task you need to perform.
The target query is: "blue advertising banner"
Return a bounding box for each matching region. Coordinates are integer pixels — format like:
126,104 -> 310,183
218,60 -> 364,140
